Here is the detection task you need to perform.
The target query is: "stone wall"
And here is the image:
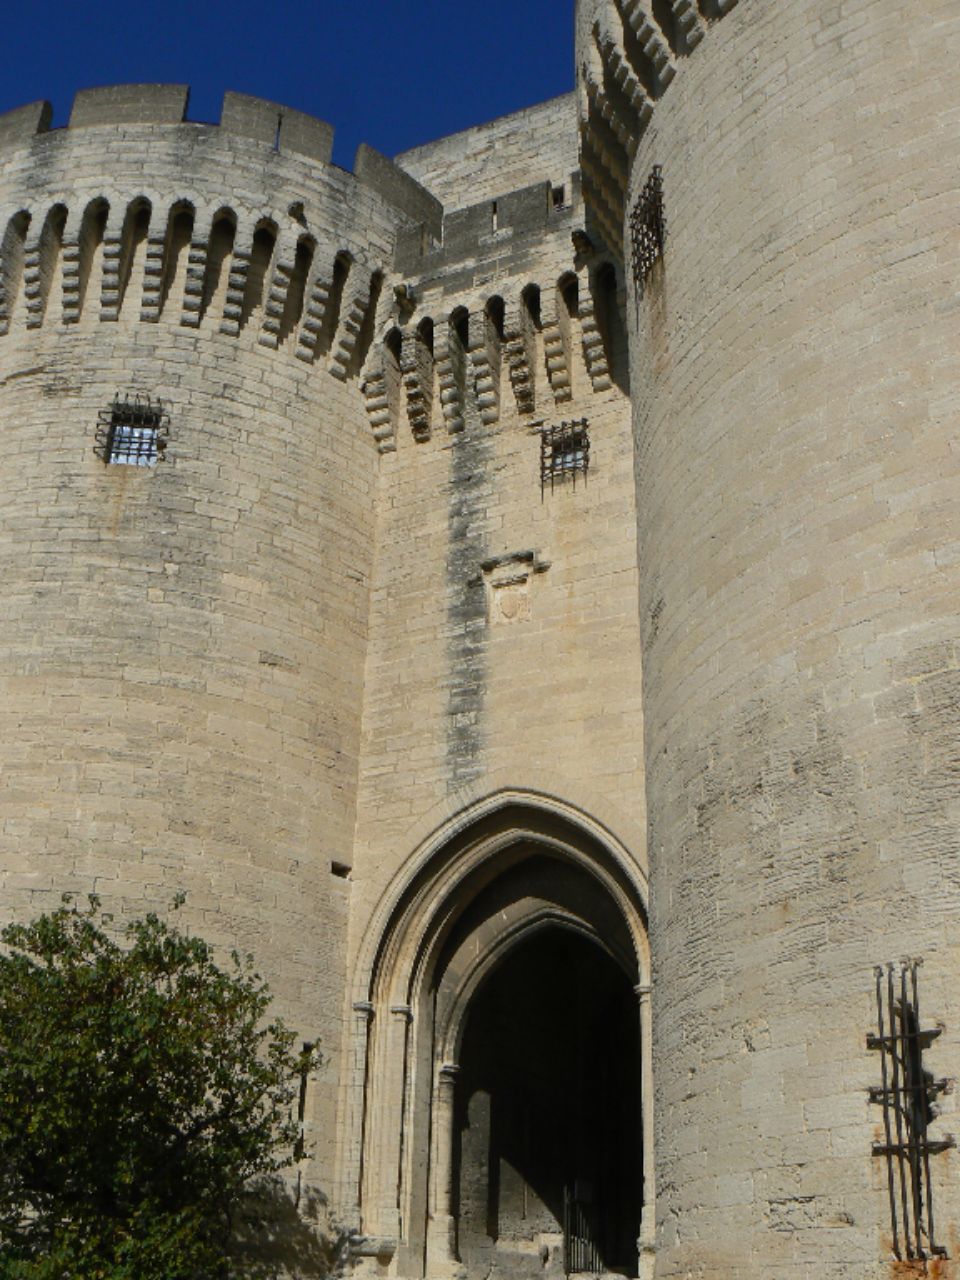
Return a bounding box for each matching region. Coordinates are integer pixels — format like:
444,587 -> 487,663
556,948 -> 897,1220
396,95 -> 579,210
0,82 -> 649,1263
575,0 -> 960,1273
0,99 -> 418,1204
346,202 -> 644,976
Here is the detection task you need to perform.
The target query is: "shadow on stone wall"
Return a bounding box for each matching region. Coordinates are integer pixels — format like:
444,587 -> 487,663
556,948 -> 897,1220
227,1178 -> 351,1279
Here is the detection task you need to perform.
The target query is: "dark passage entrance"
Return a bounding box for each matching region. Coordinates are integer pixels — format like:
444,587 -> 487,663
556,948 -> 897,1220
454,928 -> 641,1278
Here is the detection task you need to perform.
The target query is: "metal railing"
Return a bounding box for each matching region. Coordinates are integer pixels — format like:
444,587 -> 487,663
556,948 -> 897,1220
563,1184 -> 602,1275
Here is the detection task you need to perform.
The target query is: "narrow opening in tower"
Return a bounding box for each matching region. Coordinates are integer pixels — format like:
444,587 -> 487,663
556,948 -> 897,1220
486,296 -> 505,341
34,203 -> 68,325
75,199 -> 109,323
522,284 -> 542,331
117,200 -> 152,316
593,262 -> 628,391
0,210 -> 32,332
317,251 -> 352,356
560,275 -> 579,320
352,270 -> 385,374
159,204 -> 195,320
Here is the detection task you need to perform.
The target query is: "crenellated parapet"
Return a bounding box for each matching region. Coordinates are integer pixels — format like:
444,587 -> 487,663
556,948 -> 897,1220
0,87 -> 446,404
0,84 -> 443,369
575,0 -> 739,253
0,81 -> 632,451
0,87 -> 439,241
0,76 -> 631,458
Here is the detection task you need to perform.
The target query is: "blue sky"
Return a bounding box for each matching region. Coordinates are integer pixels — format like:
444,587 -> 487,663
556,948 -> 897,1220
0,0 -> 574,168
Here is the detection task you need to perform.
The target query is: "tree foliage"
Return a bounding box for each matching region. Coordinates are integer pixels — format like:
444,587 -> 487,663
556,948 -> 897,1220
0,896 -> 318,1279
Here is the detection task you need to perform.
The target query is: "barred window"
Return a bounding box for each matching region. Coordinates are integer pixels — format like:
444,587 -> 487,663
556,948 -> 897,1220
96,395 -> 169,466
541,420 -> 590,494
630,165 -> 665,294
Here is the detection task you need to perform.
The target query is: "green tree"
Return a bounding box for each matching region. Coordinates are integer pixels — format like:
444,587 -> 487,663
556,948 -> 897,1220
0,896 -> 318,1280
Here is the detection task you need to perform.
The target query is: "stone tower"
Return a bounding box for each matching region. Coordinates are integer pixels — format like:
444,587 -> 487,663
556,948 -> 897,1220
0,0 -> 958,1276
576,0 -> 960,1275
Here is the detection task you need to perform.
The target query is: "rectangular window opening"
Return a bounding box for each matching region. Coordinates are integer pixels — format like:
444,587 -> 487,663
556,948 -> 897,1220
540,419 -> 590,495
96,395 -> 169,467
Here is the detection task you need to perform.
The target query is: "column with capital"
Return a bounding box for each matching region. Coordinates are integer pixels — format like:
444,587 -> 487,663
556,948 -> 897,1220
426,1062 -> 462,1277
376,1004 -> 414,1239
338,1000 -> 375,1229
635,983 -> 655,1279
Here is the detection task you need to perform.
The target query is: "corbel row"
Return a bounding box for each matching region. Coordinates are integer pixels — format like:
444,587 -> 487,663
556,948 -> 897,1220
579,0 -> 737,257
361,266 -> 624,454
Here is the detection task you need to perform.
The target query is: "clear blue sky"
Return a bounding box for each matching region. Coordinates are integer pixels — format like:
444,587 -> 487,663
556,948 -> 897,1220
0,0 -> 574,168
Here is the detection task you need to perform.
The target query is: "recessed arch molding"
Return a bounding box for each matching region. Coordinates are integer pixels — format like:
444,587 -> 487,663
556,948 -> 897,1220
336,790 -> 654,1280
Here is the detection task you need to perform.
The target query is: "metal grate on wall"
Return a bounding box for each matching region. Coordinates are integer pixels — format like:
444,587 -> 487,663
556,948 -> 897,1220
629,165 -> 665,296
95,394 -> 170,466
540,419 -> 590,495
868,960 -> 954,1262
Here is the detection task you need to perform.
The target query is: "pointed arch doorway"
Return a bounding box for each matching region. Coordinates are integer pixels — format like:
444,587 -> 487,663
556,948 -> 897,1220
339,795 -> 653,1280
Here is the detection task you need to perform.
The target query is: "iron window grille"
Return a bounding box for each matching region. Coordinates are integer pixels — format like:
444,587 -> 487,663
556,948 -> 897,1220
541,419 -> 590,494
868,960 -> 954,1262
630,165 -> 665,295
96,394 -> 169,466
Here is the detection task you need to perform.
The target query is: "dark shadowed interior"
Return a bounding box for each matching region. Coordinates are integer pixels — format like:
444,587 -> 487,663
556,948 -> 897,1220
454,927 -> 641,1276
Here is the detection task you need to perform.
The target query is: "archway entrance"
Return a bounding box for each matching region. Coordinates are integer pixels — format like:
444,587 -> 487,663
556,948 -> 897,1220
455,927 -> 641,1279
339,795 -> 652,1280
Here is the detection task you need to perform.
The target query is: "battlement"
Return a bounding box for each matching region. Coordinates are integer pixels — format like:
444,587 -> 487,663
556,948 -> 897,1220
395,177 -> 580,276
0,81 -> 620,440
0,86 -> 442,239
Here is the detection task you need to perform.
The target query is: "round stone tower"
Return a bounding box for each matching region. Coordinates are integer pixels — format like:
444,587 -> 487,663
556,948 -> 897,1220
578,0 -> 960,1275
0,86 -> 437,1184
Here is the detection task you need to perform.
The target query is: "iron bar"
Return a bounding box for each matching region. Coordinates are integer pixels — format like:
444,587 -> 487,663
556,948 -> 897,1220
540,420 -> 590,496
868,959 -> 953,1261
875,967 -> 900,1259
912,962 -> 940,1255
95,393 -> 169,466
886,963 -> 914,1257
563,1184 -> 602,1276
630,165 -> 665,295
901,964 -> 925,1253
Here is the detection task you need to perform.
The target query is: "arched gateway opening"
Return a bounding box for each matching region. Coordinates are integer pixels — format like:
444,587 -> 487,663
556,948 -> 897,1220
339,795 -> 652,1280
456,920 -> 641,1278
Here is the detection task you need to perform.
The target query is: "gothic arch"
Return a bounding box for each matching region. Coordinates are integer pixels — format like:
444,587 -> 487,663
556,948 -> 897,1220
338,791 -> 653,1280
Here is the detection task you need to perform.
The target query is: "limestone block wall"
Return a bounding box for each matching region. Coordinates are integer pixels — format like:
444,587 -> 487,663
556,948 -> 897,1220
341,118 -> 648,1224
396,95 -> 579,210
0,90 -> 426,1195
575,0 -> 960,1274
